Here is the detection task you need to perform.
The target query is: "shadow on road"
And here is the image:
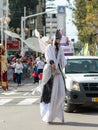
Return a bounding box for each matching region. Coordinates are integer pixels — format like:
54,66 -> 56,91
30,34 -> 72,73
49,121 -> 98,127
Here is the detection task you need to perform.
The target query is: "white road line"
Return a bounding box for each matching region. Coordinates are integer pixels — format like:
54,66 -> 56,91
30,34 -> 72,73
31,86 -> 41,96
0,95 -> 40,99
17,98 -> 39,105
0,99 -> 13,105
31,88 -> 34,91
1,91 -> 18,95
23,92 -> 29,96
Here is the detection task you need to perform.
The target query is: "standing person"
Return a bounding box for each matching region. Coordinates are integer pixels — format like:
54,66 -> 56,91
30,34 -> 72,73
40,30 -> 66,123
32,60 -> 39,84
36,56 -> 45,82
11,59 -> 23,86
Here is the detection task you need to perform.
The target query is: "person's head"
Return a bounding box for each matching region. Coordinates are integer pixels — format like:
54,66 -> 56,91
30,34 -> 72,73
55,38 -> 61,44
16,58 -> 21,63
54,30 -> 62,50
55,29 -> 62,43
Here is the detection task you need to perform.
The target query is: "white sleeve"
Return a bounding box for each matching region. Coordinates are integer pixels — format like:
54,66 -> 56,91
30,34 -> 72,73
60,47 -> 66,68
21,63 -> 24,69
45,44 -> 54,63
12,63 -> 16,68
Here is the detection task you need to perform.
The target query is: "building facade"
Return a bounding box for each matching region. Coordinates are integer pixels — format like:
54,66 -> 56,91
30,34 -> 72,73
45,0 -> 57,37
0,0 -> 9,43
36,0 -> 46,35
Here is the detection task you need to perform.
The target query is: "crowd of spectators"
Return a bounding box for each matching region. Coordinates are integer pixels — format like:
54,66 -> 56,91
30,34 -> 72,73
7,51 -> 45,85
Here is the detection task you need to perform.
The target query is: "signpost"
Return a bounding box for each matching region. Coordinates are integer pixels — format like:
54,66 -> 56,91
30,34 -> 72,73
57,6 -> 66,36
60,36 -> 74,56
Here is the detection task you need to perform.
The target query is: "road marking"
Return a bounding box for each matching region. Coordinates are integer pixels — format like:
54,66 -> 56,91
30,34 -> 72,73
0,99 -> 13,105
17,98 -> 39,105
1,91 -> 18,95
0,95 -> 40,99
32,86 -> 42,95
31,88 -> 34,91
23,92 -> 29,96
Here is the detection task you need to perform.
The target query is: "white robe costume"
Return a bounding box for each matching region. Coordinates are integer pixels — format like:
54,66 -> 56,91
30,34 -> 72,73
40,43 -> 66,123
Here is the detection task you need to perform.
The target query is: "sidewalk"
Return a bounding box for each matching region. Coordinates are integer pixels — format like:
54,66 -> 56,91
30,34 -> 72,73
0,78 -> 39,93
9,77 -> 33,86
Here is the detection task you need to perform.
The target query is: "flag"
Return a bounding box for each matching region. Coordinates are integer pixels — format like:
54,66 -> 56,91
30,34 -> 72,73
84,43 -> 89,56
20,51 -> 25,57
34,29 -> 40,38
60,28 -> 64,36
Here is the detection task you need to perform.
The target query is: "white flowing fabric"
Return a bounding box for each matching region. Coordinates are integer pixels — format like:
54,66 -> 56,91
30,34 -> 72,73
32,63 -> 52,95
40,44 -> 66,122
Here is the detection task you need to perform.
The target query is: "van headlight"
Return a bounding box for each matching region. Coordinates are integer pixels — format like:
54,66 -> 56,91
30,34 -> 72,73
72,81 -> 80,91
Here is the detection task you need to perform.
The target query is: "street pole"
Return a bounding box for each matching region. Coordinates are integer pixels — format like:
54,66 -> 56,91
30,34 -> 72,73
24,6 -> 26,30
21,9 -> 56,51
57,6 -> 66,36
21,17 -> 24,52
5,0 -> 9,54
1,19 -> 3,44
21,7 -> 26,52
50,14 -> 52,39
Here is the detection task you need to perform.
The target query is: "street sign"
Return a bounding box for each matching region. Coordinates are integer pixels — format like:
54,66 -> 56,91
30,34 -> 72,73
57,6 -> 66,14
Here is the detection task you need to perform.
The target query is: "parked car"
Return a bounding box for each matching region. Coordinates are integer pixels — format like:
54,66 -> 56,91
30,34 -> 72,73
63,56 -> 98,112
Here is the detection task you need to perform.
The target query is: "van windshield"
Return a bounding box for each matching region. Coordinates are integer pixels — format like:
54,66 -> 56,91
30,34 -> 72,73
65,59 -> 98,73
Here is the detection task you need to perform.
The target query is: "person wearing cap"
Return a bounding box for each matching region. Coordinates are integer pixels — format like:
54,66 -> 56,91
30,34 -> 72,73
40,30 -> 66,123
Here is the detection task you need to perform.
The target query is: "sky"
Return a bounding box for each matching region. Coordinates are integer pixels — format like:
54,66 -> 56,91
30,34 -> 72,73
55,0 -> 78,42
55,0 -> 68,6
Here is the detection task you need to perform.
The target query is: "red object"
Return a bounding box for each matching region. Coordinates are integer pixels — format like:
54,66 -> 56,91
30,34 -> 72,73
39,73 -> 43,80
13,73 -> 16,80
7,40 -> 20,50
2,71 -> 8,91
32,71 -> 38,77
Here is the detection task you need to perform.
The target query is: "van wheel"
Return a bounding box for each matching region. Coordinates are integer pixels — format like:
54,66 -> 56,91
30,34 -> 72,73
64,98 -> 76,113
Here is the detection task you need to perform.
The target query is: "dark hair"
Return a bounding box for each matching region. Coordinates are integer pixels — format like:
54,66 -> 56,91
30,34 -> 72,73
55,29 -> 62,39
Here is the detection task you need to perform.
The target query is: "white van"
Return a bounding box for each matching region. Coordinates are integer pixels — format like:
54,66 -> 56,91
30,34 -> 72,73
64,56 -> 98,112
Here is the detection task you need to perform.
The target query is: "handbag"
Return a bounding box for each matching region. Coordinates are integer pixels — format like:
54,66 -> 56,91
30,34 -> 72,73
39,73 -> 43,80
32,71 -> 38,77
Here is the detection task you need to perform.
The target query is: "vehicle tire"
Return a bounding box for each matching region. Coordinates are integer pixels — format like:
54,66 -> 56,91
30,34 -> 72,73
64,97 -> 76,113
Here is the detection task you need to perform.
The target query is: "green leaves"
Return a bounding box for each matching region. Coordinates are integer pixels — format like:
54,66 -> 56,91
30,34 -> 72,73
73,0 -> 98,46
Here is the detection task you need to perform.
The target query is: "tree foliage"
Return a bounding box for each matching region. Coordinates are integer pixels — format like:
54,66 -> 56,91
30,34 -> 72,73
71,0 -> 98,55
9,0 -> 38,31
73,0 -> 98,42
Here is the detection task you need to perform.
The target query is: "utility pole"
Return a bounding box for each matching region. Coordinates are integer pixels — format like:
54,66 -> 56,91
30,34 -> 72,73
5,0 -> 9,52
21,6 -> 26,52
21,9 -> 56,52
57,6 -> 66,36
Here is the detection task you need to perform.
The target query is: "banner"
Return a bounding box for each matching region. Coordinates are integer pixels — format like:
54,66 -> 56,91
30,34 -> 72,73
84,43 -> 89,56
60,36 -> 74,56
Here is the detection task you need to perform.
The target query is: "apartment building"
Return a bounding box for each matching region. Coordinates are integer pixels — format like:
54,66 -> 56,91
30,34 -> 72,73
0,0 -> 9,42
45,0 -> 57,37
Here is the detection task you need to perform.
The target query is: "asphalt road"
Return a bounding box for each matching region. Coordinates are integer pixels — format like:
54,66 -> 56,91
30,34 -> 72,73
0,78 -> 98,130
0,78 -> 40,106
0,105 -> 98,130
